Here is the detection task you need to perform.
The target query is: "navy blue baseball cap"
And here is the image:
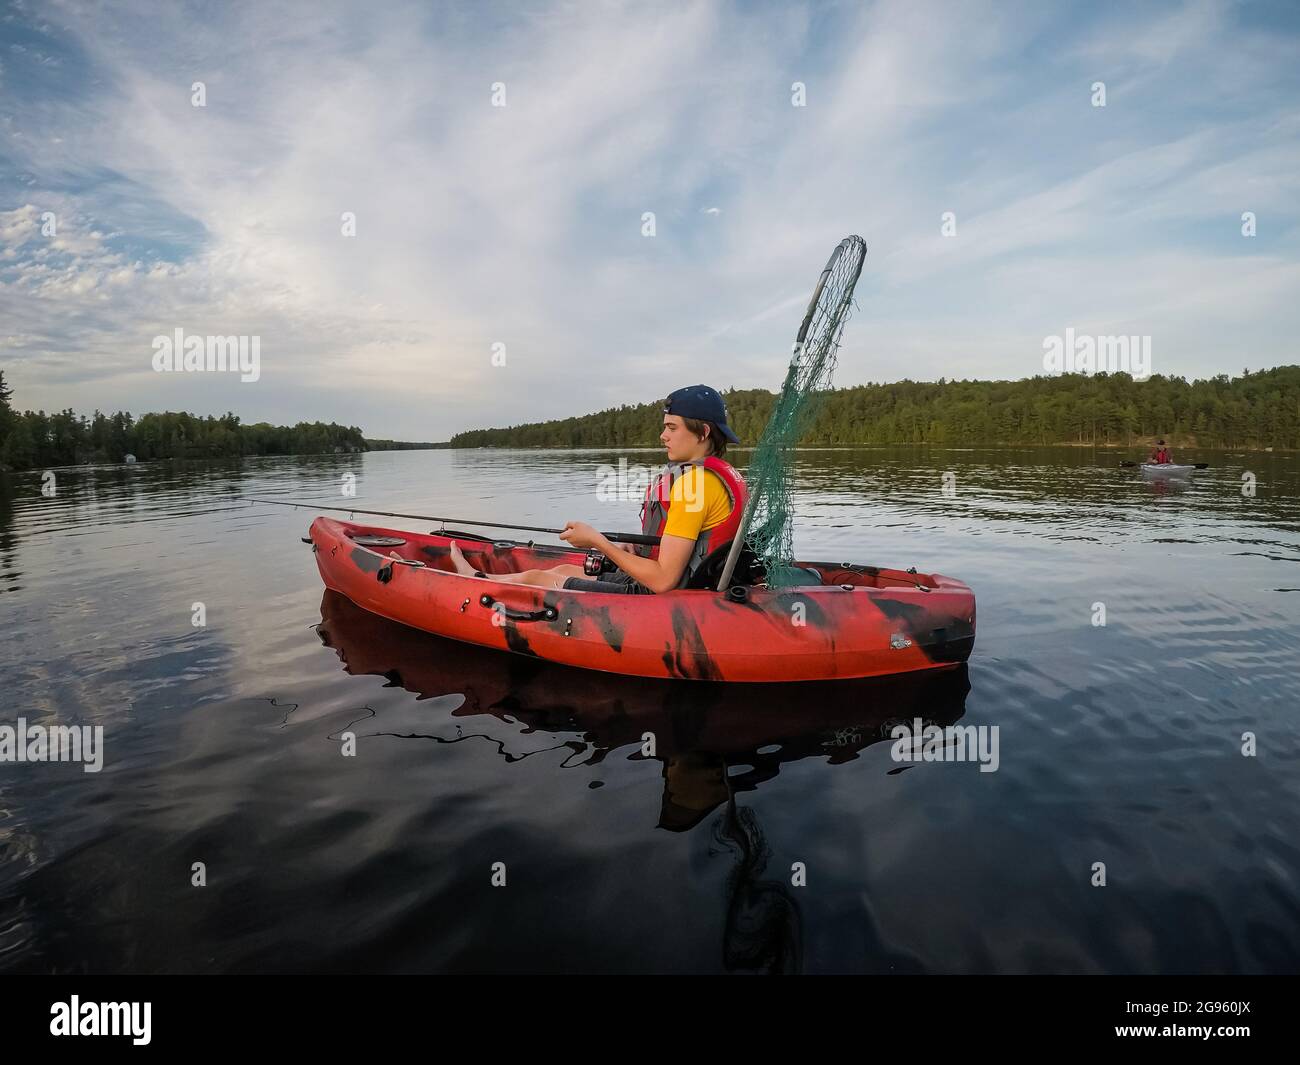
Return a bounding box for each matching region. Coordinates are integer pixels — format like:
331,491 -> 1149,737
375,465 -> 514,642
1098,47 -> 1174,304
663,384 -> 740,443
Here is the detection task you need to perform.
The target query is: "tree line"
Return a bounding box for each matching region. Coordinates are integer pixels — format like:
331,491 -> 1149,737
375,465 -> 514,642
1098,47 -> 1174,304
5,366 -> 1294,470
448,368 -> 1300,450
0,372 -> 367,470
364,438 -> 448,451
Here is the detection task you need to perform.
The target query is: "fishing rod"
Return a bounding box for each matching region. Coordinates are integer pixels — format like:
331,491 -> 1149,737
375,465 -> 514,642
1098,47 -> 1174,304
241,497 -> 662,546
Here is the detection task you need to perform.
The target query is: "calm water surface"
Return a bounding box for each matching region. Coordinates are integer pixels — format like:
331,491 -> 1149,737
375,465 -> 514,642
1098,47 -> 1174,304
1,445 -> 1298,973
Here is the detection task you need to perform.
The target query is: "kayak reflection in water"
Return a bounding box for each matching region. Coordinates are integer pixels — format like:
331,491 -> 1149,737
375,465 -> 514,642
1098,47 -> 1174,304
315,587 -> 972,826
1148,438 -> 1173,464
445,384 -> 746,595
316,588 -> 972,973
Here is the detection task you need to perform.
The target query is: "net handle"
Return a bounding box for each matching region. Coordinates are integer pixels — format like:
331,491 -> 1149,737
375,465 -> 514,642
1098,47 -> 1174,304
716,236 -> 862,591
795,239 -> 848,347
715,487 -> 762,591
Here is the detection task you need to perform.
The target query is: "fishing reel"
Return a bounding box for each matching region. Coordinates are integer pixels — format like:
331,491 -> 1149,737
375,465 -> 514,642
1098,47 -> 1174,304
583,550 -> 618,577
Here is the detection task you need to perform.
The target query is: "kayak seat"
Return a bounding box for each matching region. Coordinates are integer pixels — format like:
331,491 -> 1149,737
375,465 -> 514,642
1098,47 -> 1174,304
685,540 -> 767,590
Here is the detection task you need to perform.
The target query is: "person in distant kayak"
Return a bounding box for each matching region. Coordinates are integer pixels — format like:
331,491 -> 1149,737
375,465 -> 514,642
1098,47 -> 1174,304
446,385 -> 747,593
1149,439 -> 1172,464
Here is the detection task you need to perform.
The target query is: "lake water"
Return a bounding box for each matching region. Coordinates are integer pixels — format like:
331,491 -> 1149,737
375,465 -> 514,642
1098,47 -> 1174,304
1,445 -> 1297,973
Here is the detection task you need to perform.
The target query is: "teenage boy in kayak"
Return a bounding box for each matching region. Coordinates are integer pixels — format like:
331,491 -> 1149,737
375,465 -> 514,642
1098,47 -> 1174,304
446,385 -> 746,593
1148,439 -> 1172,464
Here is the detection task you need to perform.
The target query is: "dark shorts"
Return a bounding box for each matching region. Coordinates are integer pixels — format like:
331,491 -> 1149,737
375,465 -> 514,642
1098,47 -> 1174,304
562,570 -> 654,595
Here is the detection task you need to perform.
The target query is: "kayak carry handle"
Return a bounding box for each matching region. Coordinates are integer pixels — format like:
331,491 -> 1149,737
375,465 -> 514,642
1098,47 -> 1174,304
377,558 -> 426,583
478,594 -> 558,623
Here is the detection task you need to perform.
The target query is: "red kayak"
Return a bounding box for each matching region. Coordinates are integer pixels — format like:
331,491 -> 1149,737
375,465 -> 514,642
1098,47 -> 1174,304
307,517 -> 976,683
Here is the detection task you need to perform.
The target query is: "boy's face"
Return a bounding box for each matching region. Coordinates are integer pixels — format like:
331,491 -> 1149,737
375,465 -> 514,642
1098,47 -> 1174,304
661,415 -> 703,461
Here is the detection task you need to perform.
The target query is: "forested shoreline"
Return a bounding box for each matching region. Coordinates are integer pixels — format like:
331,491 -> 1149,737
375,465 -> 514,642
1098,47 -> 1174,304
4,367 -> 1296,472
0,371 -> 368,471
450,368 -> 1300,451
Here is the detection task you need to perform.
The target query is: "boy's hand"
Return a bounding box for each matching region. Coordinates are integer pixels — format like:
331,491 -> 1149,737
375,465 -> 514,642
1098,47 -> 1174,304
559,521 -> 605,551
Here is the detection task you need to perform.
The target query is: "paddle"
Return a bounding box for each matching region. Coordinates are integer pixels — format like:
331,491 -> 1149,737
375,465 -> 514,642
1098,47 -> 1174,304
1118,461 -> 1209,469
241,497 -> 662,546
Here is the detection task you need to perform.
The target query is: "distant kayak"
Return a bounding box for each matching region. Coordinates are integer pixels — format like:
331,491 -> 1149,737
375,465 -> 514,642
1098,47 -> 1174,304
307,517 -> 976,683
1141,463 -> 1196,478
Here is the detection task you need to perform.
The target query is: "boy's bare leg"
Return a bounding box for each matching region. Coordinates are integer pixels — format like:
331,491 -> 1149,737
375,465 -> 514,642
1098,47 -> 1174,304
491,565 -> 587,588
449,541 -> 585,588
447,540 -> 479,576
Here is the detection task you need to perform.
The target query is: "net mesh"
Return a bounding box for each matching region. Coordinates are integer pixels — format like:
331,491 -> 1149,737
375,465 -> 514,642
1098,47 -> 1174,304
742,236 -> 867,588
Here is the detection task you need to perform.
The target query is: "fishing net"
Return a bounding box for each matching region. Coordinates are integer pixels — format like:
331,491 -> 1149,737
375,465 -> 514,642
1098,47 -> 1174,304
720,236 -> 867,589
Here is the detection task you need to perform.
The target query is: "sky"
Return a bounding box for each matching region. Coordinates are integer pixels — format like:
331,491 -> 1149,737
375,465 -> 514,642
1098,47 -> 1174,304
1,0 -> 1298,441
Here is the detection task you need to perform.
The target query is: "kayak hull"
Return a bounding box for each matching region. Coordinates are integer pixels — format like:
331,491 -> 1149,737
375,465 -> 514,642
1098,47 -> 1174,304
1141,463 -> 1195,478
307,517 -> 976,683
316,586 -> 972,754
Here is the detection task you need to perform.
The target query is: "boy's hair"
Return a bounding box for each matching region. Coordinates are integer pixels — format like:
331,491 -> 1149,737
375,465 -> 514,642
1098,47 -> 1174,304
682,417 -> 727,458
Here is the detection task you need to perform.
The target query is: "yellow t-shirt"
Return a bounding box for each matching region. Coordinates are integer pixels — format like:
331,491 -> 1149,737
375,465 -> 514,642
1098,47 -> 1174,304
661,467 -> 733,542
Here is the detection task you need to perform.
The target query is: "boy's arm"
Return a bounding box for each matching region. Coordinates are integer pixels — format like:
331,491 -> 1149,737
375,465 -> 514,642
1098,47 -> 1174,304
558,523 -> 695,592
597,533 -> 695,592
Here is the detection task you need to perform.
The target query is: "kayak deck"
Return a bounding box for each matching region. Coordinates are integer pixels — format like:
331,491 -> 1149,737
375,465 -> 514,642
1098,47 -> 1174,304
308,517 -> 976,683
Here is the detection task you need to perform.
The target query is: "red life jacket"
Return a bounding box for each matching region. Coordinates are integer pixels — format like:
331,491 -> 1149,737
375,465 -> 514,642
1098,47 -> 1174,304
638,457 -> 747,589
1154,447 -> 1170,463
